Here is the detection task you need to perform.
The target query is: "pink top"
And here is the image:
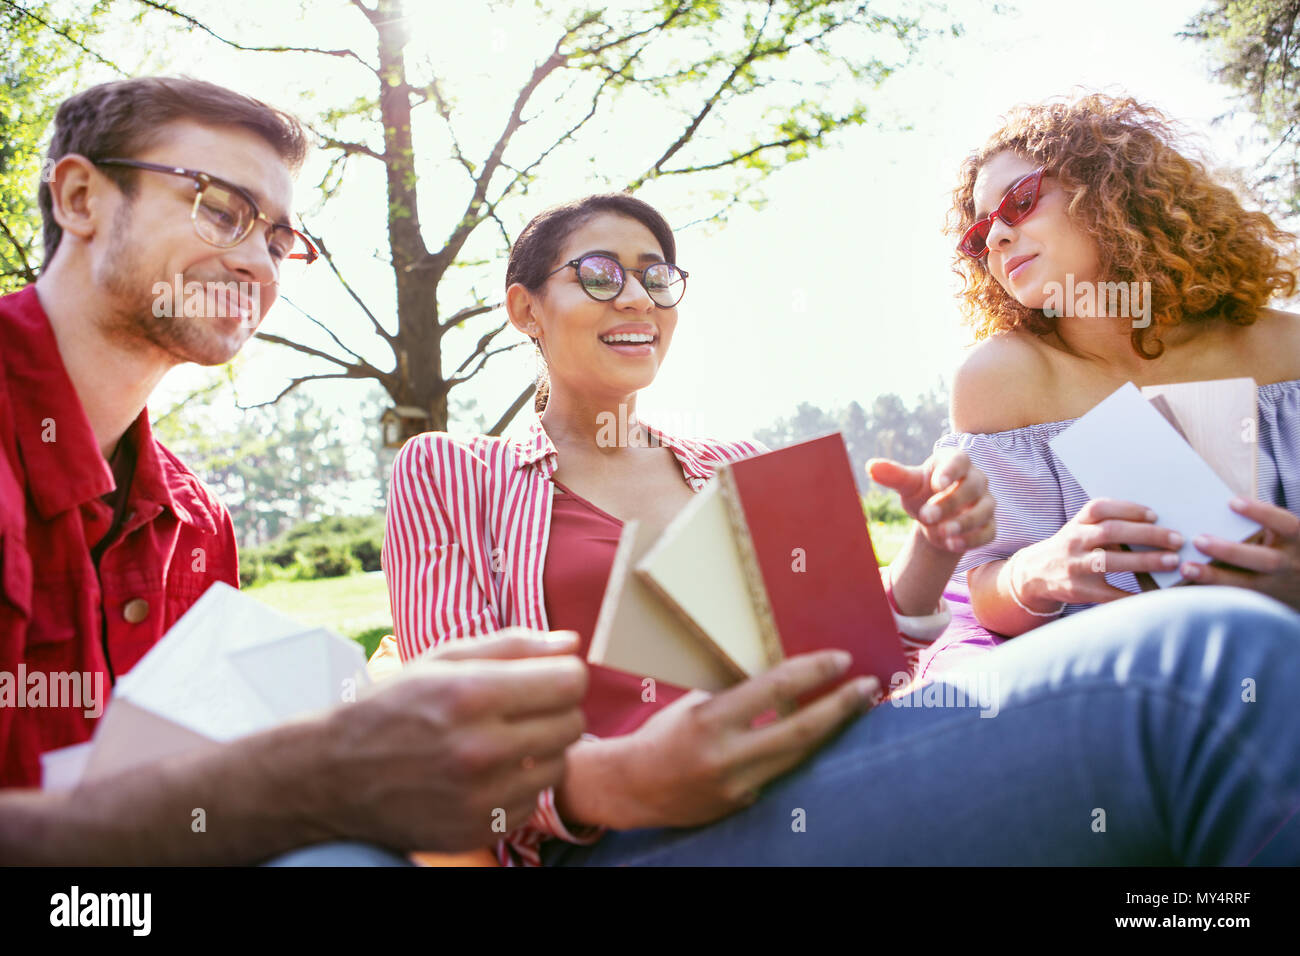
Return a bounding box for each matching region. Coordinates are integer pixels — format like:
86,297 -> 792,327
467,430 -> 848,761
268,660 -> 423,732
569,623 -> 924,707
543,479 -> 687,739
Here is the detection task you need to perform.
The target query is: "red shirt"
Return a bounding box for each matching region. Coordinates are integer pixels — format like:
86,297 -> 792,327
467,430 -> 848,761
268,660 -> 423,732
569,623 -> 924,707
543,479 -> 687,738
0,286 -> 239,787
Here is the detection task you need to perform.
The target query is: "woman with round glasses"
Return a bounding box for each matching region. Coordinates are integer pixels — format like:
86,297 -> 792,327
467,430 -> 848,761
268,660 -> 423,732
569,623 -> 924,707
383,192 -> 1000,862
920,93 -> 1300,675
381,191 -> 1300,867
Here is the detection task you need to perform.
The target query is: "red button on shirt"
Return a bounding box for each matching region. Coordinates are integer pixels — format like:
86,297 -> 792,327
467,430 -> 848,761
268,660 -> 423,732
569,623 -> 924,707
0,286 -> 239,788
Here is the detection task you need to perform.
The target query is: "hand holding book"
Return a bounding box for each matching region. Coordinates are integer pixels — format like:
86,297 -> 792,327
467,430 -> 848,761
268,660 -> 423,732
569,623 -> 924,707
1003,498 -> 1186,610
1182,496 -> 1300,613
558,649 -> 877,830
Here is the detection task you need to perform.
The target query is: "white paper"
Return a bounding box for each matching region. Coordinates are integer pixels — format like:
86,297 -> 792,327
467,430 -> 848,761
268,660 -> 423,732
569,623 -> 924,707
1050,383 -> 1261,587
41,582 -> 370,789
39,742 -> 93,792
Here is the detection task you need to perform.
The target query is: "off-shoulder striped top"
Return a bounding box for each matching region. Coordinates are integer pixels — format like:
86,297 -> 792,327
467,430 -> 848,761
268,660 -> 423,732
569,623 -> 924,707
933,378 -> 1300,616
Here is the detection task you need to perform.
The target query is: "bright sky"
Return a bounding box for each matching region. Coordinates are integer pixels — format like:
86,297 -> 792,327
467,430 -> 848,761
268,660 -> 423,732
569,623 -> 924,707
136,0 -> 1276,446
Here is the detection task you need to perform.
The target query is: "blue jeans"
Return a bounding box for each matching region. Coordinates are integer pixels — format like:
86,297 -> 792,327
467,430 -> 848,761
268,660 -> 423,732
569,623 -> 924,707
543,586 -> 1300,865
264,842 -> 412,866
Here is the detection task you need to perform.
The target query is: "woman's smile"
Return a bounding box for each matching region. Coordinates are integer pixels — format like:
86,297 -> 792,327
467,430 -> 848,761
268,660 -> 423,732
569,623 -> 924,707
598,322 -> 659,357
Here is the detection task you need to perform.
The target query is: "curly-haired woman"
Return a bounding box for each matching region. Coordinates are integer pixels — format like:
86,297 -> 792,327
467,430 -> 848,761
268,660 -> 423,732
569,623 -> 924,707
920,94 -> 1300,674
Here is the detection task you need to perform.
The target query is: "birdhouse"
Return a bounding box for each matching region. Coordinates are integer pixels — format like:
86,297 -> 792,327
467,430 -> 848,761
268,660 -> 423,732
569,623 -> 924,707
380,406 -> 429,448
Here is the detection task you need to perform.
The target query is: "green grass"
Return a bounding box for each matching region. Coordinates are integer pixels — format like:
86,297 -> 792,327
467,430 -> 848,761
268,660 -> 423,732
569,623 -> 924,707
869,522 -> 910,565
246,523 -> 913,657
247,570 -> 391,644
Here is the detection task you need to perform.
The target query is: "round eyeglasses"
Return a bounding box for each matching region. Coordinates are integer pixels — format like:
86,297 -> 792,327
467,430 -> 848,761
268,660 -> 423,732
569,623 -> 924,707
958,166 -> 1046,259
545,253 -> 688,308
92,158 -> 318,279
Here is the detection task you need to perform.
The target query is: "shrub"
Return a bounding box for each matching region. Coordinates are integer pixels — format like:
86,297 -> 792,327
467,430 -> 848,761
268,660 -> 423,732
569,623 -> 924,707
862,490 -> 909,525
295,542 -> 361,580
349,536 -> 382,572
242,513 -> 385,585
239,556 -> 266,589
264,542 -> 300,568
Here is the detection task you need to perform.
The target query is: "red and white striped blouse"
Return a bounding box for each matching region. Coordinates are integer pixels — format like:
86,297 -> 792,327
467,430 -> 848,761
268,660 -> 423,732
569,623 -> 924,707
382,415 -> 950,865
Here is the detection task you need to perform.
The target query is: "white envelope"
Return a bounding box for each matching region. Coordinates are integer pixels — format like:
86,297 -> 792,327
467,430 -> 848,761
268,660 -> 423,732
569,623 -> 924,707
1050,383 -> 1261,588
41,582 -> 370,790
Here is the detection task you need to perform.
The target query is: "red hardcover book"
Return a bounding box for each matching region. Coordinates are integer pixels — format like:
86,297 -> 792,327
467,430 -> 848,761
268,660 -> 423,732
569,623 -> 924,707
633,433 -> 907,690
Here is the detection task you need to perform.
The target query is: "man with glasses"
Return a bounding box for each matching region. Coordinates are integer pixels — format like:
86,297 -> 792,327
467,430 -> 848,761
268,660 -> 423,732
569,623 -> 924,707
0,76 -> 586,864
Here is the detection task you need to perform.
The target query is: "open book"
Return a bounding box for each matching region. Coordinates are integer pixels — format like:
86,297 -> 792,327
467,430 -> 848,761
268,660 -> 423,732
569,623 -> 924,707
41,582 -> 369,790
1050,379 -> 1263,588
588,433 -> 907,693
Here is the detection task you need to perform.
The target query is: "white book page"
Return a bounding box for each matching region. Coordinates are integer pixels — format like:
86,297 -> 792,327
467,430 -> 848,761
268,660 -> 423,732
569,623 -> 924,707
1050,383 -> 1261,587
1139,377 -> 1257,500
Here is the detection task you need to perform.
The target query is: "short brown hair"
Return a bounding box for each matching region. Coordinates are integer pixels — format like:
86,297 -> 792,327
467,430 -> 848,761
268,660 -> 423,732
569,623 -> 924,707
946,94 -> 1299,357
40,76 -> 309,263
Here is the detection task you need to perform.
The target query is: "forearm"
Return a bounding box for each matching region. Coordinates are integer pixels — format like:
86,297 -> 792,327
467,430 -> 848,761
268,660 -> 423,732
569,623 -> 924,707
888,525 -> 960,616
968,556 -> 1060,637
0,716 -> 339,865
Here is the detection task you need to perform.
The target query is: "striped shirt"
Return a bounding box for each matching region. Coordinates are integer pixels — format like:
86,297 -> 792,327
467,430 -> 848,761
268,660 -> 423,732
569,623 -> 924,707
934,378 -> 1300,615
383,415 -> 951,865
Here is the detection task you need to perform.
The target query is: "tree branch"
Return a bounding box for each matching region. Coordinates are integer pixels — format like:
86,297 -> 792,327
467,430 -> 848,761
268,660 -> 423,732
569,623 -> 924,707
447,340 -> 526,387
236,372 -> 356,410
451,319 -> 509,374
277,295 -> 392,378
409,75 -> 478,183
656,132 -> 825,178
0,216 -> 38,285
349,0 -> 379,24
150,374 -> 228,428
629,0 -> 779,191
299,226 -> 397,345
308,123 -> 385,162
580,1 -> 692,57
487,382 -> 536,436
2,0 -> 126,74
253,331 -> 366,371
430,42 -> 572,271
133,0 -> 378,72
441,302 -> 500,331
489,49 -> 640,208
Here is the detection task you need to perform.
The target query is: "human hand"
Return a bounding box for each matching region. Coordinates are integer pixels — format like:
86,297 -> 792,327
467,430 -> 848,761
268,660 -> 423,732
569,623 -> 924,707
420,627 -> 584,663
317,629 -> 587,852
1011,499 -> 1184,609
1181,497 -> 1299,612
867,448 -> 995,554
599,651 -> 877,829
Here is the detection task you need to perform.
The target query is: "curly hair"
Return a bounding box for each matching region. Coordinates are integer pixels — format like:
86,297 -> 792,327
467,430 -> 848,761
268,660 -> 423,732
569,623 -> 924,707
946,94 -> 1299,357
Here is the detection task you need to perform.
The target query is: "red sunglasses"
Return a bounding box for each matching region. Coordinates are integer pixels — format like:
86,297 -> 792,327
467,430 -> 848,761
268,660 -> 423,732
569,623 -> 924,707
958,166 -> 1046,259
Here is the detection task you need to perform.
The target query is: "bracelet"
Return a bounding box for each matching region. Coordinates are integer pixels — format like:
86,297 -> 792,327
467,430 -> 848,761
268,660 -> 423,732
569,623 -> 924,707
1006,553 -> 1065,618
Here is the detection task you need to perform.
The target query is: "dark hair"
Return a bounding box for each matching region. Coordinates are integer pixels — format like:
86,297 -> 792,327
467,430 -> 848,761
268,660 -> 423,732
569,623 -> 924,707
506,193 -> 677,412
40,76 -> 309,264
